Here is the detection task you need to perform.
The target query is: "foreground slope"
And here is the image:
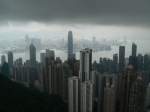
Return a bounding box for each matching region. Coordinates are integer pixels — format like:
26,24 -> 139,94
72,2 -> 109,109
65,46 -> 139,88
0,74 -> 67,112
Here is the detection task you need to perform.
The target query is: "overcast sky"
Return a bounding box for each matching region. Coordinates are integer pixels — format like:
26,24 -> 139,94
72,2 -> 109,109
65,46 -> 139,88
0,0 -> 150,42
0,0 -> 149,26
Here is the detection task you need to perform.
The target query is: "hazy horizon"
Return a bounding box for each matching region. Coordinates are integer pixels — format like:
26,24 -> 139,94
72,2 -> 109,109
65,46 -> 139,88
0,0 -> 150,59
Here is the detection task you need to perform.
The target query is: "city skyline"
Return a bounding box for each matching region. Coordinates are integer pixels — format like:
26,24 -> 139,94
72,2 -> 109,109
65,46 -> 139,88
0,31 -> 149,112
0,30 -> 149,63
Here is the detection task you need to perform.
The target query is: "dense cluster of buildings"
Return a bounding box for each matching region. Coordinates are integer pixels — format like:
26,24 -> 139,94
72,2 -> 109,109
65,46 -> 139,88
0,31 -> 150,112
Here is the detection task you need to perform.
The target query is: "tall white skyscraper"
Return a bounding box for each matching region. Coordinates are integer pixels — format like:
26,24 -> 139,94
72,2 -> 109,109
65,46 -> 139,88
81,81 -> 94,112
79,48 -> 92,82
68,76 -> 80,112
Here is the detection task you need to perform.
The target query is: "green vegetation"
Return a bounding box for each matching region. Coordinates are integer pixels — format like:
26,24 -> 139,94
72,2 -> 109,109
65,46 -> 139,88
0,74 -> 67,112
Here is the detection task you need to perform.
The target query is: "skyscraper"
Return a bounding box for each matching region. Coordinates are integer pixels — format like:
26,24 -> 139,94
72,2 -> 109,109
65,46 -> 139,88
68,31 -> 73,60
42,57 -> 50,93
80,81 -> 94,112
128,75 -> 145,112
55,62 -> 64,97
119,46 -> 125,72
103,77 -> 116,112
48,61 -> 56,94
68,76 -> 80,112
97,74 -> 105,112
42,50 -> 56,94
117,65 -> 145,112
113,54 -> 118,73
137,54 -> 144,71
1,55 -> 6,65
8,51 -> 13,67
63,62 -> 73,101
46,49 -> 55,60
132,43 -> 137,57
124,65 -> 137,111
79,48 -> 92,82
143,54 -> 149,71
40,52 -> 46,65
29,43 -> 36,65
145,83 -> 150,112
129,43 -> 138,70
48,61 -> 64,96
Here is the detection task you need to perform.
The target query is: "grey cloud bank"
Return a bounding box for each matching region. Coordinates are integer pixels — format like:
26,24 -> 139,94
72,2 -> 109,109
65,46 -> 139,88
0,0 -> 150,26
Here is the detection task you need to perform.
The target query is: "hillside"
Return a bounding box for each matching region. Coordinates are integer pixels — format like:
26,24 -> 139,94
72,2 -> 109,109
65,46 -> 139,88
0,74 -> 67,112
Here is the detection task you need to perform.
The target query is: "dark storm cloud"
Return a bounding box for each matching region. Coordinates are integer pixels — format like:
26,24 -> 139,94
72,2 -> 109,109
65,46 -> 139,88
0,0 -> 150,26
